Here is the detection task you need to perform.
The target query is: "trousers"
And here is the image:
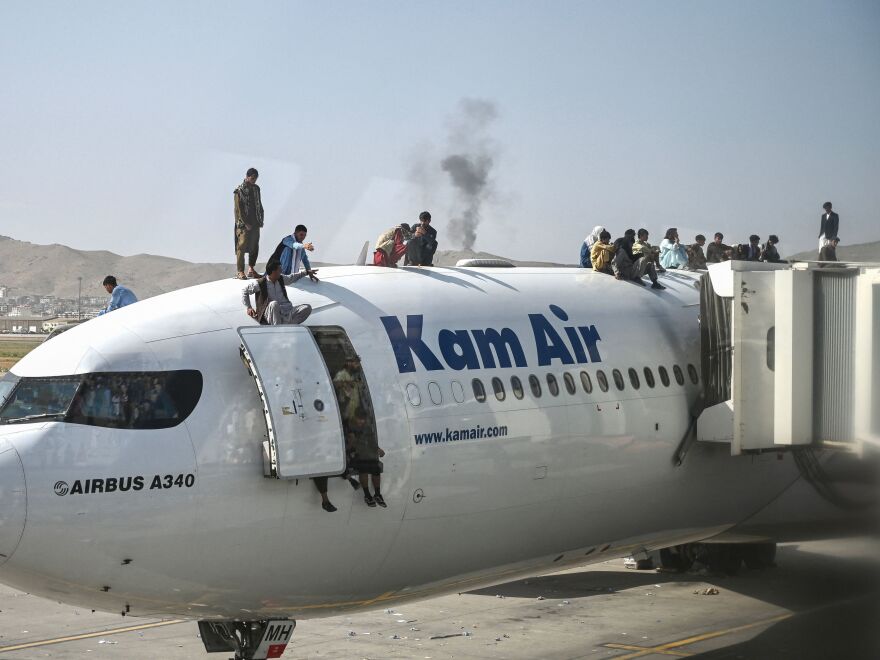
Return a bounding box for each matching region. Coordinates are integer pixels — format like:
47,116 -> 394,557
613,252 -> 658,282
236,227 -> 261,271
263,301 -> 312,325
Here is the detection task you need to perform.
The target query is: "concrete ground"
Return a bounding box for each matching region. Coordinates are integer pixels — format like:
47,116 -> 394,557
1,537 -> 878,659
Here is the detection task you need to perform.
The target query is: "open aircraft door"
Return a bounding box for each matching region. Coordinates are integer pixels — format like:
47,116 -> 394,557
238,326 -> 346,479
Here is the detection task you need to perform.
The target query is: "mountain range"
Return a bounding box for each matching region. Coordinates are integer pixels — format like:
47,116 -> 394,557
0,235 -> 565,299
3,234 -> 877,300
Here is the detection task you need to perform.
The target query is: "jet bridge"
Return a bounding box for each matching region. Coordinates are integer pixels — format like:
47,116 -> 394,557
694,260 -> 880,457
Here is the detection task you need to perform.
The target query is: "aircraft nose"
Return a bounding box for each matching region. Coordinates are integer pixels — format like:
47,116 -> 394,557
0,436 -> 26,566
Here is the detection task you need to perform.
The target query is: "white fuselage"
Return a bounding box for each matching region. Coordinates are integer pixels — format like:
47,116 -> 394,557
0,266 -> 814,619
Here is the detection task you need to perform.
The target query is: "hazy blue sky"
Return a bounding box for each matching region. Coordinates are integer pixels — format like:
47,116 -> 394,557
1,0 -> 878,265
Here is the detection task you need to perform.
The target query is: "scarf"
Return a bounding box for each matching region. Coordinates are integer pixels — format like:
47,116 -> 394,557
235,180 -> 264,228
586,225 -> 605,249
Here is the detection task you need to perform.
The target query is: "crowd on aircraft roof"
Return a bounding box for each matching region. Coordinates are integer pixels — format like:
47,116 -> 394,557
92,168 -> 846,321
578,200 -> 844,281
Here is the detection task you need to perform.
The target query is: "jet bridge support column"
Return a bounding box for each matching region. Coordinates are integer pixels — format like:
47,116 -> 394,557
773,269 -> 813,447
854,268 -> 880,451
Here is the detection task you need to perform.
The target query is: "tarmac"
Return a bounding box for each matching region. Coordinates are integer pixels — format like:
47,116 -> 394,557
1,537 -> 878,659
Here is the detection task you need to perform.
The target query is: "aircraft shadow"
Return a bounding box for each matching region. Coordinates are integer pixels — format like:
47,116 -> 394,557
467,542 -> 880,613
691,593 -> 880,659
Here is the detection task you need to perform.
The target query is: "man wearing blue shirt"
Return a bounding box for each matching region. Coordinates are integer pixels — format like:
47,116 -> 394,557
97,276 -> 138,316
270,224 -> 320,280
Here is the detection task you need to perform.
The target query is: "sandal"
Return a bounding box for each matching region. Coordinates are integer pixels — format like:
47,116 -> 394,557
364,493 -> 377,507
236,272 -> 247,280
374,494 -> 386,508
321,501 -> 337,513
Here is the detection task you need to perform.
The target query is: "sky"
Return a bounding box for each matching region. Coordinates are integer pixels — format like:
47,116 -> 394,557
1,0 -> 878,265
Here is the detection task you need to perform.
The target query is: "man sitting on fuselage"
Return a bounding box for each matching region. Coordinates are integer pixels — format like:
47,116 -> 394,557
612,235 -> 665,290
241,258 -> 314,325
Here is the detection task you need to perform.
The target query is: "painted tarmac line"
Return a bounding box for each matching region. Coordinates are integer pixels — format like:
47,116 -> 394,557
0,619 -> 186,653
601,612 -> 793,659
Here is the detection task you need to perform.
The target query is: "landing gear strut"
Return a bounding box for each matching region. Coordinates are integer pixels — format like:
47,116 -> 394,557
198,619 -> 296,659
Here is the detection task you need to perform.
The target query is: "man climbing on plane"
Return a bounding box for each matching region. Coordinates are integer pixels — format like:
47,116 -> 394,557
241,257 -> 315,325
270,224 -> 320,280
97,276 -> 138,315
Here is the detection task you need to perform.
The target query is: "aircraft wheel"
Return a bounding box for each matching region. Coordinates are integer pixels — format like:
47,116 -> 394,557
659,546 -> 694,572
742,542 -> 777,569
706,544 -> 742,575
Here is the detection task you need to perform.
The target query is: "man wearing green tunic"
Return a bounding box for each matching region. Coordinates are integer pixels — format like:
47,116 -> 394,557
234,167 -> 264,279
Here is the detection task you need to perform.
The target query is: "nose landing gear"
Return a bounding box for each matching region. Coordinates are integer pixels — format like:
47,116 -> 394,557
197,619 -> 296,659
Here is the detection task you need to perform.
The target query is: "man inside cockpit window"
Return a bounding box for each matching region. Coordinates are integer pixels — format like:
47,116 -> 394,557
241,258 -> 315,325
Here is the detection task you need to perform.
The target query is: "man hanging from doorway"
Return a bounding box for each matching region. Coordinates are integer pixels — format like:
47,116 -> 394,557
241,258 -> 316,325
234,167 -> 264,280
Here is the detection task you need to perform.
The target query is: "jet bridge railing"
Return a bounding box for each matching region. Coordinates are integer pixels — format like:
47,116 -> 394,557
695,261 -> 880,457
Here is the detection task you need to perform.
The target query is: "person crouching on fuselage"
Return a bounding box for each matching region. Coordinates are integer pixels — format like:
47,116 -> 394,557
241,258 -> 316,325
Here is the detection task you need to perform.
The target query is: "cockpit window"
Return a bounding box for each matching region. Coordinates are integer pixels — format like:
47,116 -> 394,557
0,372 -> 21,410
0,370 -> 202,429
0,376 -> 79,423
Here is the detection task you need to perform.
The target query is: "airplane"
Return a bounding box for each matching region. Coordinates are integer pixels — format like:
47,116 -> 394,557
0,262 -> 877,659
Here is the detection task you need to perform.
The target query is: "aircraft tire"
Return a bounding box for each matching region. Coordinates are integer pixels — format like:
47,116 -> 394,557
742,542 -> 777,569
706,544 -> 742,575
659,546 -> 693,572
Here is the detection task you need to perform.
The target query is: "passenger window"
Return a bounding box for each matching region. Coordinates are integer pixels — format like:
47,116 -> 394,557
596,370 -> 609,392
428,381 -> 442,405
492,377 -> 506,401
643,367 -> 655,388
511,375 -> 524,400
451,380 -> 465,403
529,374 -> 542,397
688,363 -> 699,384
472,378 -> 487,402
405,383 -> 421,406
563,372 -> 576,395
547,374 -> 560,396
628,368 -> 640,390
611,369 -> 624,391
673,365 -> 685,386
658,366 -> 670,387
580,371 -> 593,394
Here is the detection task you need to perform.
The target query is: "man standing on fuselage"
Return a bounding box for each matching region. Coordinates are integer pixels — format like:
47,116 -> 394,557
234,168 -> 264,280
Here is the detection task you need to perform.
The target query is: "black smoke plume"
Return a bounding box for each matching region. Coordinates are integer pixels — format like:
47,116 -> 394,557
440,99 -> 499,250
